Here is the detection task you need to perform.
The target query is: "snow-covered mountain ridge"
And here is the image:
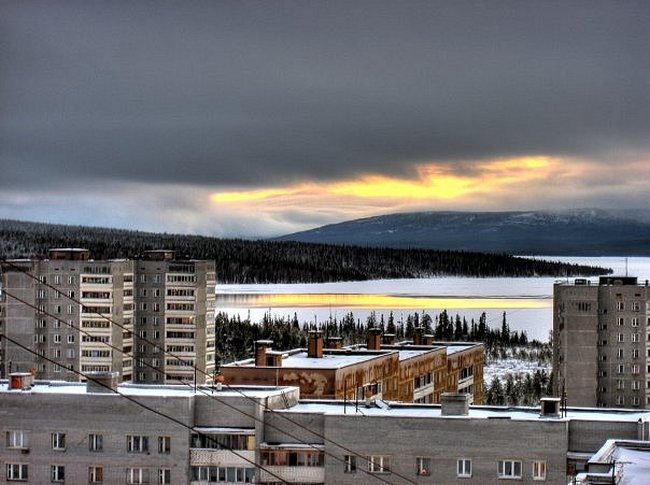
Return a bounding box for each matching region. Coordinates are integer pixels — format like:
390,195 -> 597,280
275,209 -> 650,255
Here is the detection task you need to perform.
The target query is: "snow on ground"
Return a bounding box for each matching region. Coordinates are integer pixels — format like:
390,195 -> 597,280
484,357 -> 551,386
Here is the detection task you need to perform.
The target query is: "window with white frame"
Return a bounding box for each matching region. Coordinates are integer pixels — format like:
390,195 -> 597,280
532,460 -> 546,481
632,301 -> 641,312
616,395 -> 625,406
126,468 -> 148,485
53,334 -> 62,344
158,436 -> 171,454
344,455 -> 357,473
633,396 -> 640,406
632,317 -> 639,327
617,333 -> 625,342
6,431 -> 27,449
67,334 -> 75,344
632,380 -> 640,390
67,349 -> 75,359
51,432 -> 66,450
88,466 -> 103,483
51,465 -> 65,482
158,469 -> 171,485
617,301 -> 625,311
632,364 -> 640,374
617,348 -> 624,358
367,455 -> 391,473
6,463 -> 28,481
416,457 -> 431,476
457,458 -> 472,478
632,333 -> 640,342
616,380 -> 624,390
127,435 -> 149,453
497,460 -> 522,479
618,364 -> 625,374
89,434 -> 103,452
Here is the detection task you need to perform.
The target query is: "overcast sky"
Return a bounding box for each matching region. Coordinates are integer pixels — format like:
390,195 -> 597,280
1,1 -> 648,237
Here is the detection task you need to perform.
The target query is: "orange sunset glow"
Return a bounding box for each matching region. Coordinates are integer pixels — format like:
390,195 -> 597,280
210,156 -> 559,207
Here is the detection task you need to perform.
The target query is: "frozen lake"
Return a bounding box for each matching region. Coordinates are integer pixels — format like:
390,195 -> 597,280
216,257 -> 650,342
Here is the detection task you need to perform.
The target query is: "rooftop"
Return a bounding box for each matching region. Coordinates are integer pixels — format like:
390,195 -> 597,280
282,400 -> 650,423
226,348 -> 398,370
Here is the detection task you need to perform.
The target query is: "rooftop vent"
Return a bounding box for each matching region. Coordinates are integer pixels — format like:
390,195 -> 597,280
9,372 -> 34,391
328,337 -> 343,350
86,372 -> 119,394
441,392 -> 470,416
255,340 -> 274,367
540,397 -> 562,418
308,331 -> 324,358
367,328 -> 382,350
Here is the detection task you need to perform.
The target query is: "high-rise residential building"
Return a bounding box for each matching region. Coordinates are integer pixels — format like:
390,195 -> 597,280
553,276 -> 650,408
0,248 -> 216,385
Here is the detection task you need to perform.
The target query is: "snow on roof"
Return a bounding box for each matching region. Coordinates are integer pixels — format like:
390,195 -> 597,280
0,380 -> 296,399
280,401 -> 650,423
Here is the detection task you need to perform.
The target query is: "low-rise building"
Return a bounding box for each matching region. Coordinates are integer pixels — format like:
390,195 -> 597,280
221,330 -> 484,404
2,375 -> 650,484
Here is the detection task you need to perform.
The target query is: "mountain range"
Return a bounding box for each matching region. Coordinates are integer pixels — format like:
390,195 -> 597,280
275,209 -> 650,255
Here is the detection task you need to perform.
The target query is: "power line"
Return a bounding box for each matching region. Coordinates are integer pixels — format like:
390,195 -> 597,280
1,261 -> 418,485
0,333 -> 291,485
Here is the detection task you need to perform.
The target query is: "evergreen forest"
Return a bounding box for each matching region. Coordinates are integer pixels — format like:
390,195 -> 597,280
0,219 -> 609,283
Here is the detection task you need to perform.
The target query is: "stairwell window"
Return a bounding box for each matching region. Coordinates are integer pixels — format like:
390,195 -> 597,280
497,460 -> 522,479
89,434 -> 103,452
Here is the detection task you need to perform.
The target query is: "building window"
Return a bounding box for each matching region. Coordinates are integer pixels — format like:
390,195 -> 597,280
89,466 -> 103,483
6,464 -> 28,481
368,455 -> 391,473
89,434 -> 103,452
158,469 -> 171,485
344,455 -> 357,473
457,458 -> 472,478
127,435 -> 149,453
532,460 -> 546,481
51,432 -> 66,451
158,436 -> 171,454
632,317 -> 639,327
67,334 -> 75,344
633,349 -> 640,359
51,465 -> 65,482
633,396 -> 640,406
616,380 -> 624,390
632,333 -> 641,342
632,380 -> 640,390
617,317 -> 625,326
617,301 -> 625,311
126,468 -> 148,485
53,334 -> 62,344
616,395 -> 625,406
498,460 -> 522,479
617,333 -> 624,342
6,431 -> 27,449
67,349 -> 75,359
618,364 -> 625,374
632,364 -> 640,375
416,457 -> 431,476
617,348 -> 624,359
632,301 -> 641,312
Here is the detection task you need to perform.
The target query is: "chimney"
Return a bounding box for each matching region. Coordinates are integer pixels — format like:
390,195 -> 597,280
540,397 -> 561,418
308,331 -> 323,358
8,372 -> 34,391
413,327 -> 425,345
441,392 -> 470,416
328,337 -> 343,349
423,334 -> 434,346
367,328 -> 382,350
255,340 -> 273,367
86,372 -> 119,394
382,333 -> 396,346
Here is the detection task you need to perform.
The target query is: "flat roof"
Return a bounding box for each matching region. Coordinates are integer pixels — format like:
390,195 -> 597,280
226,349 -> 398,370
0,380 -> 297,399
282,401 -> 650,423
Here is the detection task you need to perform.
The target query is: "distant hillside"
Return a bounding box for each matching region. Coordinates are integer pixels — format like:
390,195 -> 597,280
0,219 -> 609,283
275,209 -> 650,256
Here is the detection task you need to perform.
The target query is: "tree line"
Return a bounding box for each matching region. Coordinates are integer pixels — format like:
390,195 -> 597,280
0,219 -> 609,284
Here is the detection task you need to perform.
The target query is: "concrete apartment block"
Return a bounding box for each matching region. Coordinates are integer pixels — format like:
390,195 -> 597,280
554,276 -> 650,408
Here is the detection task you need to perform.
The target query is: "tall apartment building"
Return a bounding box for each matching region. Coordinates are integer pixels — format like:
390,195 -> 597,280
0,249 -> 216,385
553,276 -> 650,408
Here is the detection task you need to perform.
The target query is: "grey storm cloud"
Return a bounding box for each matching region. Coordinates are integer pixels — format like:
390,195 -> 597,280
1,0 -> 649,191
